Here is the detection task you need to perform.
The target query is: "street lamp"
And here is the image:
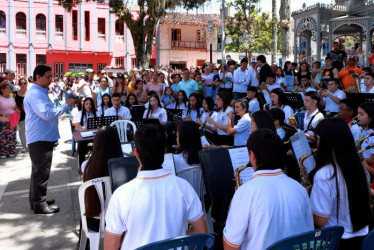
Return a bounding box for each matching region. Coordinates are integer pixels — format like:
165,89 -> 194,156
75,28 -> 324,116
240,33 -> 253,58
208,21 -> 214,63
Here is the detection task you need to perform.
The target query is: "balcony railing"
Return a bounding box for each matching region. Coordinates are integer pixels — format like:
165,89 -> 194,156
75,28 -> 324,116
0,28 -> 5,37
16,29 -> 26,38
98,33 -> 106,41
55,31 -> 63,40
171,40 -> 207,51
115,35 -> 124,43
36,30 -> 46,39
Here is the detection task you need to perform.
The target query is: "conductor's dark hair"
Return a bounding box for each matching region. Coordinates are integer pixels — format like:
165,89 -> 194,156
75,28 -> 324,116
359,102 -> 374,129
247,129 -> 285,170
312,118 -> 371,232
177,121 -> 202,165
33,64 -> 52,81
134,124 -> 166,170
252,110 -> 276,132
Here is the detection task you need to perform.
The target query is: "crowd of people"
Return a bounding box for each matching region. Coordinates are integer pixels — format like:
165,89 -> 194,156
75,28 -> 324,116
1,42 -> 374,249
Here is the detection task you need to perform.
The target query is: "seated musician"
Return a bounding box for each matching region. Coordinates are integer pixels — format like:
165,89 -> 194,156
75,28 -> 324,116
97,93 -> 112,117
320,78 -> 346,117
174,121 -> 202,172
223,129 -> 313,250
269,108 -> 297,141
338,99 -> 362,144
359,67 -> 372,90
260,73 -> 281,104
295,75 -> 316,101
310,118 -> 371,250
270,88 -> 294,123
182,93 -> 204,122
245,86 -> 260,115
143,93 -> 167,126
303,91 -> 324,144
173,90 -> 188,110
104,93 -> 132,120
357,102 -> 374,175
196,96 -> 217,133
104,124 -> 207,250
124,93 -> 139,109
362,72 -> 374,93
74,97 -> 99,130
250,110 -> 276,132
226,98 -> 251,147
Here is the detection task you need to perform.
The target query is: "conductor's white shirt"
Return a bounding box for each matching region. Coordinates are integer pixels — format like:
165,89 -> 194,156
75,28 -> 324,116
105,169 -> 204,250
223,169 -> 314,249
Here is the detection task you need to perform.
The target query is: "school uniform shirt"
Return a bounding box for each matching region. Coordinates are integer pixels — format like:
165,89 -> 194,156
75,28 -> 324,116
277,127 -> 286,140
104,106 -> 132,119
323,89 -> 346,113
219,72 -> 233,89
271,105 -> 294,124
173,102 -> 187,110
105,168 -> 204,250
182,107 -> 204,122
173,153 -> 201,174
97,105 -> 111,117
143,107 -> 167,123
248,98 -> 260,115
233,113 -> 251,146
217,107 -> 234,135
349,122 -> 363,145
199,111 -> 218,131
304,108 -> 324,138
223,169 -> 314,249
360,129 -> 374,159
276,76 -> 286,90
361,85 -> 374,93
161,95 -> 175,109
233,67 -> 251,93
262,83 -> 281,104
144,102 -> 164,109
310,164 -> 369,239
75,110 -> 100,127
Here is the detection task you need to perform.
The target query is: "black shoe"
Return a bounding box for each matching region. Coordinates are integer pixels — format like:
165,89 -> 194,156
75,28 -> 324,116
30,199 -> 56,210
34,205 -> 60,214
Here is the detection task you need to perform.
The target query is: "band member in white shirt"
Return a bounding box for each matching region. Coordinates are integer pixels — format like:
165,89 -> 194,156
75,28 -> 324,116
226,99 -> 251,146
245,86 -> 260,115
223,129 -> 313,250
104,93 -> 131,120
357,102 -> 374,175
295,75 -> 316,101
260,73 -> 281,104
182,93 -> 204,122
74,97 -> 99,129
338,99 -> 362,144
303,91 -> 324,144
320,78 -> 346,117
270,88 -> 294,123
143,93 -> 167,126
362,73 -> 374,93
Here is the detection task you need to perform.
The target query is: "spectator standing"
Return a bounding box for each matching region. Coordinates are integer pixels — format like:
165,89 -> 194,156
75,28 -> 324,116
4,69 -> 19,92
177,68 -> 198,98
233,58 -> 251,100
77,68 -> 97,98
15,78 -> 28,153
327,41 -> 347,71
256,55 -> 272,85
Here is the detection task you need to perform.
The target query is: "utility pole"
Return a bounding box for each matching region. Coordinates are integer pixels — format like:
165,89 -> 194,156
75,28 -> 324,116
271,0 -> 277,64
221,0 -> 226,64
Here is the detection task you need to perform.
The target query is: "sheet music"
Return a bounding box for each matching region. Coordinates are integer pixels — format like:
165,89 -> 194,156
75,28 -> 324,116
121,144 -> 133,157
80,130 -> 97,138
228,147 -> 254,184
290,131 -> 316,173
162,153 -> 176,175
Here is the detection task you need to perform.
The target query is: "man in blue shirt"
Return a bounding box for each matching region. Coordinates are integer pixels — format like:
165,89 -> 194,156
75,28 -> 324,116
177,68 -> 198,97
24,65 -> 75,214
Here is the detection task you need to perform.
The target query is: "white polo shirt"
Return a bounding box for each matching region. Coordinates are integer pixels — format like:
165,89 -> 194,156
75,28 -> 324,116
217,106 -> 234,135
304,108 -> 324,138
324,89 -> 346,113
105,106 -> 132,120
233,113 -> 251,146
361,85 -> 374,93
262,84 -> 281,104
349,122 -> 363,144
310,164 -> 369,239
105,169 -> 204,250
199,110 -> 218,128
143,107 -> 167,123
360,129 -> 374,159
74,110 -> 100,127
233,67 -> 252,93
223,169 -> 313,249
248,98 -> 260,115
271,105 -> 294,124
182,107 -> 204,122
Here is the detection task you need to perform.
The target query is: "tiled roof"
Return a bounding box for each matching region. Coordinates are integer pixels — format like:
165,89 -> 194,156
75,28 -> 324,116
161,12 -> 221,27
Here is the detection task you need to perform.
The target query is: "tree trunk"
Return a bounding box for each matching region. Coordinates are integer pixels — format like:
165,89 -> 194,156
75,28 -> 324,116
271,0 -> 277,65
279,0 -> 291,67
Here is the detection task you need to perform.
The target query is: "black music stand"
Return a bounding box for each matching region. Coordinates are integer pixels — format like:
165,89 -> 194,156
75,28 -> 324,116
256,92 -> 267,110
346,93 -> 374,106
166,109 -> 183,121
87,116 -> 118,130
130,105 -> 146,119
285,93 -> 304,110
108,157 -> 139,192
131,118 -> 161,128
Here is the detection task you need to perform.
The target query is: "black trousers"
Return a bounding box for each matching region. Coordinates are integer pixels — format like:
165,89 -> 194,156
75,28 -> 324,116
28,141 -> 55,208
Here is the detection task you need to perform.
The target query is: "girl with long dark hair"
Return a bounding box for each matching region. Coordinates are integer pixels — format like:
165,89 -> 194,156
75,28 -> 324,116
74,97 -> 99,129
97,93 -> 112,117
82,126 -> 123,231
174,90 -> 188,110
143,93 -> 167,126
182,93 -> 203,122
310,118 -> 371,250
174,121 -> 202,172
294,62 -> 312,87
270,88 -> 294,123
124,93 -> 139,109
133,79 -> 147,104
251,110 -> 276,132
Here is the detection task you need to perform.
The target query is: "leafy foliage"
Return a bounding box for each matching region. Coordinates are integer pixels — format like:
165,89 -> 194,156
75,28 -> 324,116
225,0 -> 281,55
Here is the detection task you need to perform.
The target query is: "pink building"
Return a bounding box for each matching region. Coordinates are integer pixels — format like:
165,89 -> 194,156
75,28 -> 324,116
0,0 -> 130,78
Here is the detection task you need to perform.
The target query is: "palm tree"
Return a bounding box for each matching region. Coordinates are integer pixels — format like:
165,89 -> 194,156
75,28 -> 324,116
279,0 -> 291,67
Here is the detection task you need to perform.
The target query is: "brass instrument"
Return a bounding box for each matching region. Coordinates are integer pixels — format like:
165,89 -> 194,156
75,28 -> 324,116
347,74 -> 361,93
235,164 -> 250,190
357,132 -> 374,150
299,149 -> 317,188
288,107 -> 305,128
358,143 -> 374,159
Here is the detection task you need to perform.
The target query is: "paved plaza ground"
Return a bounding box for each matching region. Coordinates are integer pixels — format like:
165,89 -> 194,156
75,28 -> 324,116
0,115 -> 81,249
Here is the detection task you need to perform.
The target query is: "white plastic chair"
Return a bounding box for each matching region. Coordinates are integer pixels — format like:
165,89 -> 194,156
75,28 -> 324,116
176,166 -> 214,234
78,177 -> 112,250
110,120 -> 137,143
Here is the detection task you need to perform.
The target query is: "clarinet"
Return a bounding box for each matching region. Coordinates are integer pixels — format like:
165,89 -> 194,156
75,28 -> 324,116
201,111 -> 214,131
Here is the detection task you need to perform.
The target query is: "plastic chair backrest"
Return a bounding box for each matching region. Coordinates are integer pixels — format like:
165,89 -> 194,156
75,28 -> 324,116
110,120 -> 137,143
134,233 -> 215,250
78,177 -> 112,239
176,166 -> 203,201
362,228 -> 374,250
266,226 -> 344,250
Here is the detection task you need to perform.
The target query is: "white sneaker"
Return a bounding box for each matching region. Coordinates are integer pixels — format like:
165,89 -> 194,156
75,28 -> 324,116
0,155 -> 6,159
21,148 -> 28,153
9,154 -> 15,157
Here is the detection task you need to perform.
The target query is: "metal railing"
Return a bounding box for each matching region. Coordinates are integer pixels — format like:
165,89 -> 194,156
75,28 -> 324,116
171,40 -> 207,50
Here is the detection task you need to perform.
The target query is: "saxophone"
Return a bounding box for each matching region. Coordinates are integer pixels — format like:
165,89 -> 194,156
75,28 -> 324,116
357,132 -> 374,150
235,164 -> 250,190
358,143 -> 374,159
298,149 -> 317,188
288,107 -> 305,128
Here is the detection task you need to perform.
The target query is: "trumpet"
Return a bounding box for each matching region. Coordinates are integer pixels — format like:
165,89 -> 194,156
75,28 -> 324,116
288,107 -> 305,128
299,148 -> 317,188
357,131 -> 374,150
235,163 -> 250,190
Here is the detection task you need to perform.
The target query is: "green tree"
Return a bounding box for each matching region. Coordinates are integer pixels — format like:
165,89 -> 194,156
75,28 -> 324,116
225,0 -> 280,57
58,0 -> 207,69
